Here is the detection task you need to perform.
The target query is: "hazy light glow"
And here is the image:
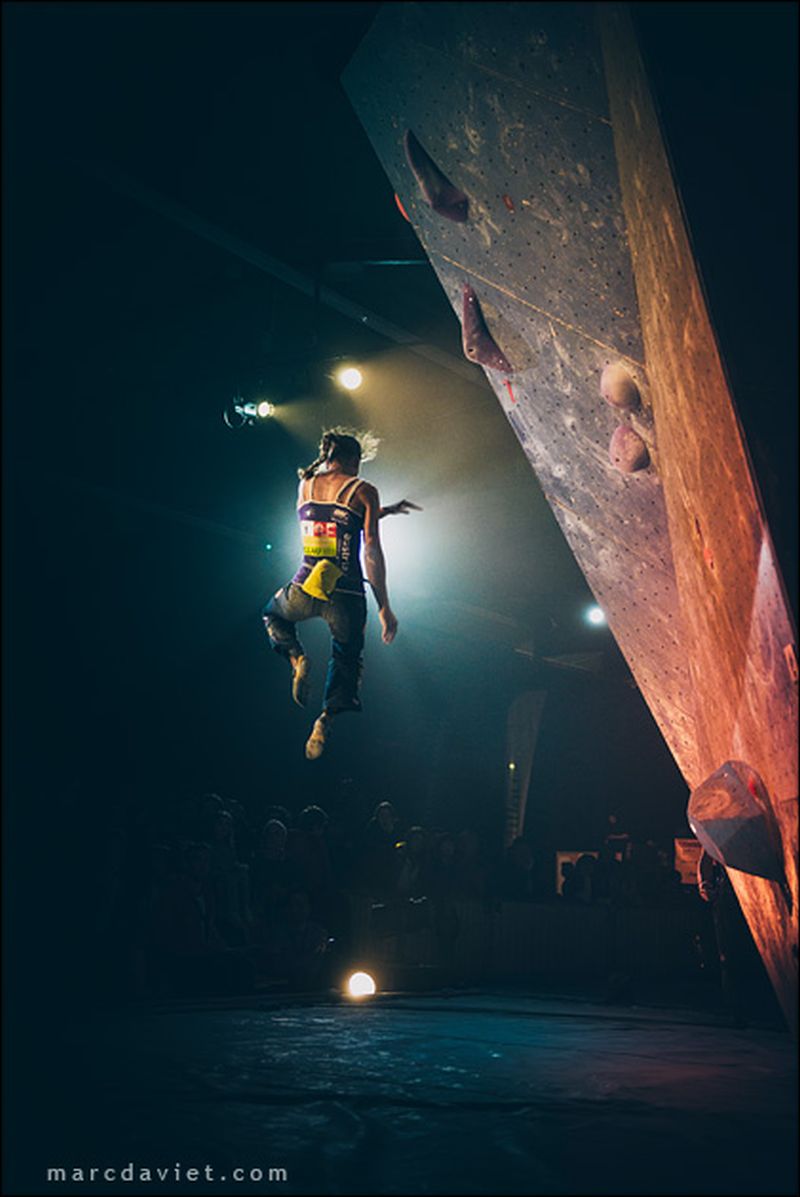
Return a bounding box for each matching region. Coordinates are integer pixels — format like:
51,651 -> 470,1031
337,367 -> 363,391
347,971 -> 376,998
586,605 -> 606,626
257,401 -> 276,419
508,762 -> 517,771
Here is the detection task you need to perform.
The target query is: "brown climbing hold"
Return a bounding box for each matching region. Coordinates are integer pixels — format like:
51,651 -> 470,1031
462,284 -> 514,373
403,130 -> 468,223
609,425 -> 649,473
600,363 -> 640,411
502,194 -> 515,212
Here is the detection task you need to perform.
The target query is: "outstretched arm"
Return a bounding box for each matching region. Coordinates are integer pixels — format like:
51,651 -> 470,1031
361,484 -> 398,643
379,499 -> 423,519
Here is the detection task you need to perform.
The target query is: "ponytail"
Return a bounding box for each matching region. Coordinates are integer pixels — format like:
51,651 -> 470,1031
297,427 -> 379,480
298,431 -> 337,480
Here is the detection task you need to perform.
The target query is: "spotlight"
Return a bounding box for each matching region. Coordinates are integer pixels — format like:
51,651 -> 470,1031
586,605 -> 607,626
222,395 -> 276,428
346,971 -> 376,999
337,366 -> 363,391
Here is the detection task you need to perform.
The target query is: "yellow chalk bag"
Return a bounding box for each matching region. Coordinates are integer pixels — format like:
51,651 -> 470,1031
300,559 -> 343,601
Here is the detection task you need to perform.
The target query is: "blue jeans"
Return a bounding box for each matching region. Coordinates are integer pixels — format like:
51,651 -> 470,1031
262,583 -> 367,715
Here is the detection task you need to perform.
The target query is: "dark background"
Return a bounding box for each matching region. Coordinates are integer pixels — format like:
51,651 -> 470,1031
3,2 -> 797,992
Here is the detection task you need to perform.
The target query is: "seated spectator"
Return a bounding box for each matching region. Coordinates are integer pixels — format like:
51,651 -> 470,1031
495,837 -> 536,902
359,801 -> 402,898
148,842 -> 254,995
250,819 -> 294,935
263,804 -> 293,830
198,792 -> 227,838
593,842 -> 624,906
261,889 -> 330,989
290,805 -> 353,946
559,860 -> 575,898
207,810 -> 251,947
396,826 -> 429,899
424,832 -> 459,898
289,806 -> 335,911
224,797 -> 253,858
628,839 -> 661,905
561,853 -> 596,904
452,829 -> 488,900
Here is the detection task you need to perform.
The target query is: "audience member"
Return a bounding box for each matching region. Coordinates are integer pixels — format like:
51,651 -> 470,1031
261,889 -> 330,989
495,837 -> 536,902
207,811 -> 251,947
424,832 -> 459,898
359,801 -> 402,898
561,853 -> 596,904
396,826 -> 429,899
250,819 -> 293,936
148,842 -> 254,995
453,829 -> 488,900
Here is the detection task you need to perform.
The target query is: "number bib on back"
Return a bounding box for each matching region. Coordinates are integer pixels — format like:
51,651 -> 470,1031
292,479 -> 366,598
301,520 -> 338,558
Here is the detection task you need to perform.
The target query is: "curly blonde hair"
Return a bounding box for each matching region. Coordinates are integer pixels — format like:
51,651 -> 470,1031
298,426 -> 380,479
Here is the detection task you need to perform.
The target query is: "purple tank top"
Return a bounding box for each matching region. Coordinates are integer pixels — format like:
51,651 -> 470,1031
291,476 -> 366,597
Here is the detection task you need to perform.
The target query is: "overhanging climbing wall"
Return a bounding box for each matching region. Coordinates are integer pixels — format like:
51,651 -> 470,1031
343,1 -> 798,1026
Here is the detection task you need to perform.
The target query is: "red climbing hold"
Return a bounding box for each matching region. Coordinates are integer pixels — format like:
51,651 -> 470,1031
404,130 -> 468,223
502,194 -> 515,213
461,284 -> 514,373
504,380 -> 517,404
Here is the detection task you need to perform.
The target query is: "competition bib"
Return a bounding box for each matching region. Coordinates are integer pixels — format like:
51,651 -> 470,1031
301,520 -> 337,559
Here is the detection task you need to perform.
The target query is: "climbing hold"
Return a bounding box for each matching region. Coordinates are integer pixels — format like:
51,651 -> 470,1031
609,425 -> 649,473
687,761 -> 786,883
462,284 -> 514,373
394,192 -> 411,222
502,193 -> 515,213
403,130 -> 468,223
600,363 -> 641,411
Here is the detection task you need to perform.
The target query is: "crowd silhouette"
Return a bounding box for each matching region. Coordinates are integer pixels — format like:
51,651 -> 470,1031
99,784 -> 708,1000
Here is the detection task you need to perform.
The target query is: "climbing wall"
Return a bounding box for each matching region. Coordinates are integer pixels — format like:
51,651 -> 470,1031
342,1 -> 798,1026
344,1 -> 698,784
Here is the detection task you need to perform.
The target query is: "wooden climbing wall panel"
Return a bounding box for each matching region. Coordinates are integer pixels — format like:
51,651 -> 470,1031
342,1 -> 797,1024
597,3 -> 798,1027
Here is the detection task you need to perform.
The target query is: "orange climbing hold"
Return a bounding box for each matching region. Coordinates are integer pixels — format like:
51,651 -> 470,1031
394,193 -> 411,222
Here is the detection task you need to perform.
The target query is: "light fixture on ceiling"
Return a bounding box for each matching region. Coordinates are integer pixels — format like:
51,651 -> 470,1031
336,366 -> 363,391
586,605 -> 607,627
222,394 -> 276,429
